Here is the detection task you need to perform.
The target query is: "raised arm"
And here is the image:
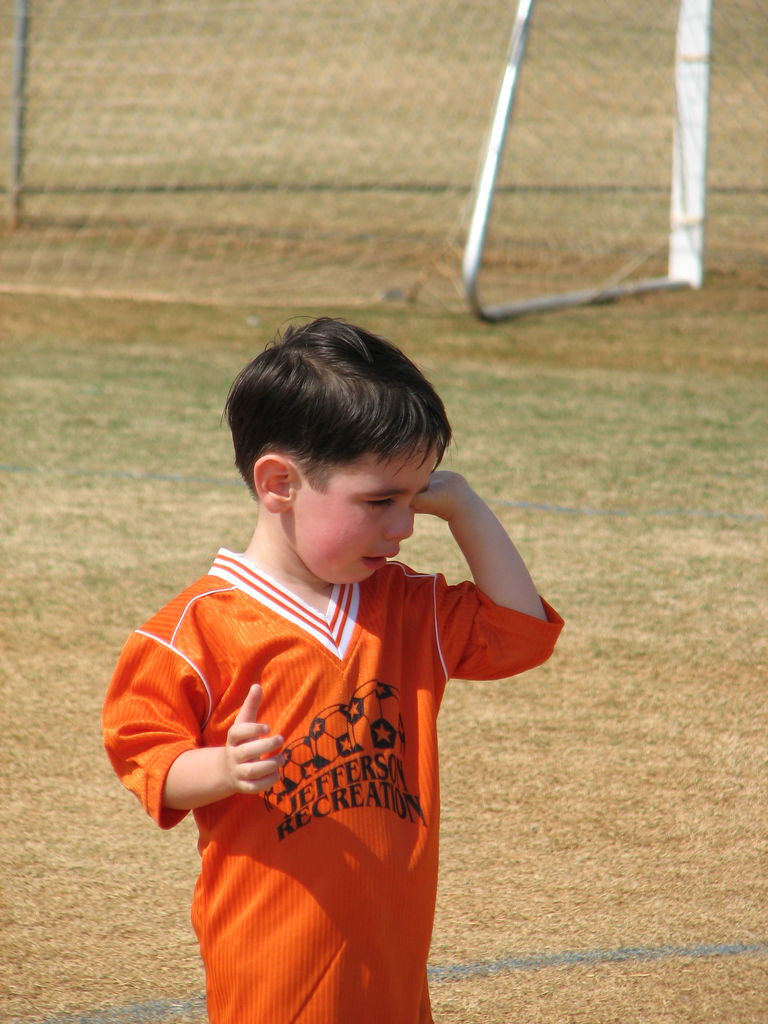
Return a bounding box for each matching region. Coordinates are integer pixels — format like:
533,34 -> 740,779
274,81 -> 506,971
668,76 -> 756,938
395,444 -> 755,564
412,470 -> 546,620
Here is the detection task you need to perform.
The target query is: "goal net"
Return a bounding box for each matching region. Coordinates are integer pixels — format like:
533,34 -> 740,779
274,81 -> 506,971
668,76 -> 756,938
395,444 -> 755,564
462,0 -> 767,317
1,0 -> 765,311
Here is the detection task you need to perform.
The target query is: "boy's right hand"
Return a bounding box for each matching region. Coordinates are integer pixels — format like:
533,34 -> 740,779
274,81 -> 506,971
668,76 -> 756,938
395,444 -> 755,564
163,683 -> 284,810
225,684 -> 285,794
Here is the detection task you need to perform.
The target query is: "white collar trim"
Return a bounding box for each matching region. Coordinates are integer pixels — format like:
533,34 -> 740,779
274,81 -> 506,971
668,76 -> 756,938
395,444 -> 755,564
209,548 -> 359,659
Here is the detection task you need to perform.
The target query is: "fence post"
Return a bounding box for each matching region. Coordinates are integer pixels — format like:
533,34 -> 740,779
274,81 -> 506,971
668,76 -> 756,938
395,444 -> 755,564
9,0 -> 29,231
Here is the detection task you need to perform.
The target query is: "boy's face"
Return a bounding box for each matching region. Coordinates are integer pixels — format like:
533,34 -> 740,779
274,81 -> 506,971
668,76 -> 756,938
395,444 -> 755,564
286,449 -> 435,588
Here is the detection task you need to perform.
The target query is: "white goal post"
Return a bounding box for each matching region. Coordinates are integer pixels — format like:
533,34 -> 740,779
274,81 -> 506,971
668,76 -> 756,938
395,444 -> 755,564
463,0 -> 713,321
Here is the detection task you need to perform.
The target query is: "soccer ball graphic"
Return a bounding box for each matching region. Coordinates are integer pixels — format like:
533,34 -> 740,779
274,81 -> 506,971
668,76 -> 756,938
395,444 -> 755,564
274,679 -> 405,797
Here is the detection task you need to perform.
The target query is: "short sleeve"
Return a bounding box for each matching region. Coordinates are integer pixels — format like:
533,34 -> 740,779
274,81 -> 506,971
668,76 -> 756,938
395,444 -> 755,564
102,631 -> 211,829
433,577 -> 563,682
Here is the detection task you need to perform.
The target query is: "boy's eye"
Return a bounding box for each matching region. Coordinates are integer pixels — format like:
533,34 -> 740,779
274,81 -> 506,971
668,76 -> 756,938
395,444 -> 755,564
368,498 -> 394,507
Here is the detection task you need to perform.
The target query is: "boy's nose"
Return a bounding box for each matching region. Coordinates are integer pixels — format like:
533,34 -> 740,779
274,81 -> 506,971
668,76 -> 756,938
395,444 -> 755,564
385,509 -> 414,542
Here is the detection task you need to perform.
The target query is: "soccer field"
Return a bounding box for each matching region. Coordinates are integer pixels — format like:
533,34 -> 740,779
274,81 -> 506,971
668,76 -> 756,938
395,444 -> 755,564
1,0 -> 766,311
2,277 -> 766,1022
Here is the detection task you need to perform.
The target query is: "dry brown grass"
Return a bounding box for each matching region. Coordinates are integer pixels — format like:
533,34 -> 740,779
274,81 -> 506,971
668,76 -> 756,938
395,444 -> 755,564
1,278 -> 766,1022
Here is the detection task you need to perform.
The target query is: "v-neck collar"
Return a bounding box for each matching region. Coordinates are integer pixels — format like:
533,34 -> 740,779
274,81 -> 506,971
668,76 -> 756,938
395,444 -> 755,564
209,548 -> 360,660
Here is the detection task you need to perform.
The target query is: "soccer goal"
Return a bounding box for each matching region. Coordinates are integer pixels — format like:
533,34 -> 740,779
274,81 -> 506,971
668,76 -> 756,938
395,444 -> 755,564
1,0 -> 765,313
462,0 -> 712,320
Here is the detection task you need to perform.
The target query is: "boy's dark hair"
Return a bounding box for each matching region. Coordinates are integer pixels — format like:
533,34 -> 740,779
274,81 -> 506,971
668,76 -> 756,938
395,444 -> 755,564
225,317 -> 452,493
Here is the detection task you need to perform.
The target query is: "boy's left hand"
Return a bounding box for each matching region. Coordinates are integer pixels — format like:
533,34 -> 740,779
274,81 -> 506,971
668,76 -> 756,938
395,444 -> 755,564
412,469 -> 546,620
412,470 -> 476,523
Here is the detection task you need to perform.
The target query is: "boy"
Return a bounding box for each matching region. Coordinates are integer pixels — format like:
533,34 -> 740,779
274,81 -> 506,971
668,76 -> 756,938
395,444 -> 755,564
102,317 -> 563,1024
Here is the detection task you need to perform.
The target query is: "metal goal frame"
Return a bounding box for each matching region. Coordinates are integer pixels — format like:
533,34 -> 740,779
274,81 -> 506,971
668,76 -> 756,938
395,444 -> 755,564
462,0 -> 713,321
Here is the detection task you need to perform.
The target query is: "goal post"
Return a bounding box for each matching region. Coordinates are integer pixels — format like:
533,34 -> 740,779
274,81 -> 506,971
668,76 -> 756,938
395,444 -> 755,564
669,0 -> 713,287
463,0 -> 713,321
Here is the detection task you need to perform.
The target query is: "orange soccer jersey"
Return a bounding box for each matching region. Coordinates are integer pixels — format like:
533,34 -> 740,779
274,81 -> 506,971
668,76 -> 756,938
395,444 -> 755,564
103,550 -> 563,1024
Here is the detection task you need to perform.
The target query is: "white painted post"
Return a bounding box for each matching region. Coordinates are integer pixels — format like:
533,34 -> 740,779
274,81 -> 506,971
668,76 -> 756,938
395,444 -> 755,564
668,0 -> 713,287
462,0 -> 536,319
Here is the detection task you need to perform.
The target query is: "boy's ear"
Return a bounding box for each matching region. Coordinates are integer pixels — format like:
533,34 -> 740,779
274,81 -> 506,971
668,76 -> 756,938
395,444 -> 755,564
252,453 -> 301,512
